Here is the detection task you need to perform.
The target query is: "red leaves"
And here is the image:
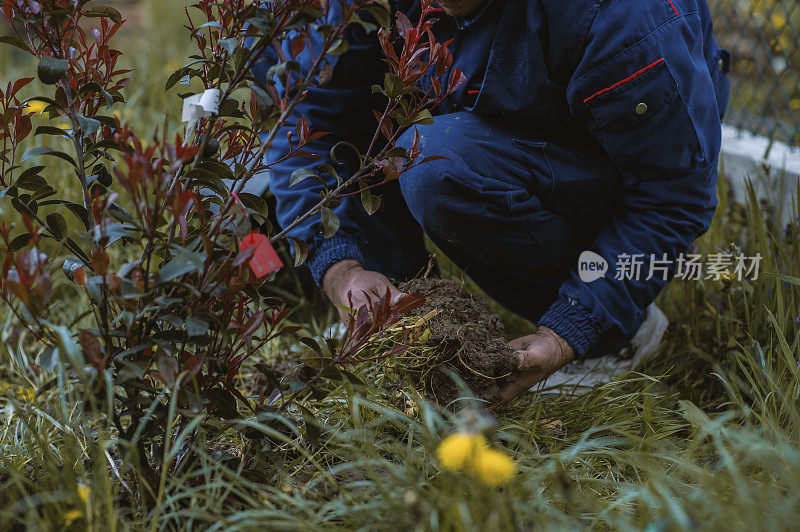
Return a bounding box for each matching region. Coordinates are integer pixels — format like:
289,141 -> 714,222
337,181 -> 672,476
239,310 -> 265,340
9,78 -> 34,101
393,292 -> 426,315
0,0 -> 459,444
90,247 -> 109,274
376,0 -> 466,105
290,33 -> 306,59
73,267 -> 86,286
155,348 -> 179,388
184,354 -> 206,378
336,288 -> 427,364
2,245 -> 52,314
79,329 -> 106,371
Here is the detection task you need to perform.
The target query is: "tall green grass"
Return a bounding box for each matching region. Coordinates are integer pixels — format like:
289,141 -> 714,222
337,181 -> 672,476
2,1 -> 800,530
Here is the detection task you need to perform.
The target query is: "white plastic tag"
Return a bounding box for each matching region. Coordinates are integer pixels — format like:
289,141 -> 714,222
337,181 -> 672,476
182,88 -> 221,122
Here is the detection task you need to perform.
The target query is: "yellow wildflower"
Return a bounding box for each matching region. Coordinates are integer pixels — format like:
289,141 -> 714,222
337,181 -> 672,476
0,383 -> 36,403
77,485 -> 90,504
719,271 -> 735,284
472,448 -> 517,487
64,509 -> 83,526
436,433 -> 487,472
18,386 -> 36,403
437,432 -> 517,487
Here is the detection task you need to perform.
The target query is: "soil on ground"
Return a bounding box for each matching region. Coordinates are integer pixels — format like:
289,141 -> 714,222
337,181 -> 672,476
399,278 -> 517,406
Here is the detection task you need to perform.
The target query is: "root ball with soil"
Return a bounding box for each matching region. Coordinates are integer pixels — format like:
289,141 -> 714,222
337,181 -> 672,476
397,278 -> 517,406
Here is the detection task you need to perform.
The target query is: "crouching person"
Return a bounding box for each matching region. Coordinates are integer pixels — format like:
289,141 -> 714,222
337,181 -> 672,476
250,0 -> 730,404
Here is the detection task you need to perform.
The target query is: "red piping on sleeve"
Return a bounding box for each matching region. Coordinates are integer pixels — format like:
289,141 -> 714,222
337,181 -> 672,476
666,0 -> 680,16
583,57 -> 665,104
467,89 -> 480,95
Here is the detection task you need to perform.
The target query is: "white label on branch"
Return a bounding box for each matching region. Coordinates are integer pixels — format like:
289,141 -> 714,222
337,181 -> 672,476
182,88 -> 221,123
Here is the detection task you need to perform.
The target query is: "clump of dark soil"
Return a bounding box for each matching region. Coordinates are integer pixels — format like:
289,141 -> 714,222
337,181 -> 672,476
398,278 -> 517,406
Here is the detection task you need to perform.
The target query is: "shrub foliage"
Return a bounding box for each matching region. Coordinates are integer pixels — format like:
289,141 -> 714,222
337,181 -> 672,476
0,0 -> 461,497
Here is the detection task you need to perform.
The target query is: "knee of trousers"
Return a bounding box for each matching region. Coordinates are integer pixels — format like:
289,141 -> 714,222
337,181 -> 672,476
398,162 -> 456,238
395,115 -> 485,241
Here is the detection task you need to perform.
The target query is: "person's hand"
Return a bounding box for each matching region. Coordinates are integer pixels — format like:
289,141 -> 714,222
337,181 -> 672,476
322,259 -> 406,323
492,326 -> 576,408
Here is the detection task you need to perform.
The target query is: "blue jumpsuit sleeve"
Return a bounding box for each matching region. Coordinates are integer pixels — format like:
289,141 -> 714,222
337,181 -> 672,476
538,1 -> 722,356
248,4 -> 386,284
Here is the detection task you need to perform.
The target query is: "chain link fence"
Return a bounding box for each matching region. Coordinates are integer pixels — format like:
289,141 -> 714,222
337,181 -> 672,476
709,0 -> 800,146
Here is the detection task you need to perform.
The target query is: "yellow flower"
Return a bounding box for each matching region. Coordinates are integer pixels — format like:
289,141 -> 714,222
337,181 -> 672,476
436,432 -> 517,487
720,271 -> 735,284
64,509 -> 83,526
472,448 -> 517,487
436,433 -> 487,472
0,383 -> 36,403
18,386 -> 36,403
77,485 -> 90,504
25,100 -> 48,114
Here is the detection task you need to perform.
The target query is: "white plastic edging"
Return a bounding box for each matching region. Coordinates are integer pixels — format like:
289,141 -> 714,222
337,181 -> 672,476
719,124 -> 800,223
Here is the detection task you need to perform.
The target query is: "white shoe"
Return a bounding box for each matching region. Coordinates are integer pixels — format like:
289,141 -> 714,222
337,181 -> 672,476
628,303 -> 669,369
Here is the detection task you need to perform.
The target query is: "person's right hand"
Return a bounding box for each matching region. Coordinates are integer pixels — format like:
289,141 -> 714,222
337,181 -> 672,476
322,259 -> 406,324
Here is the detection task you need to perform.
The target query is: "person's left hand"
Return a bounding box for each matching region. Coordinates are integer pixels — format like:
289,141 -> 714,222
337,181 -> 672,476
492,326 -> 576,408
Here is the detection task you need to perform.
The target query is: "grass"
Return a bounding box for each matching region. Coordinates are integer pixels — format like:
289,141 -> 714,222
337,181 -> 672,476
2,1 -> 800,530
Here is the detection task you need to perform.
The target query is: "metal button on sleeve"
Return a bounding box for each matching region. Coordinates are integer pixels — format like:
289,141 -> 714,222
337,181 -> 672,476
635,102 -> 648,115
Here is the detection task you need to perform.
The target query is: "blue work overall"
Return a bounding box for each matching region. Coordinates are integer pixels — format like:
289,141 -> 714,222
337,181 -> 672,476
250,0 -> 731,357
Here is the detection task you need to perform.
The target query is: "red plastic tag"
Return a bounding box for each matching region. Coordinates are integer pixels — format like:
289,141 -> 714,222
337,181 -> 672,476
230,192 -> 283,278
240,232 -> 283,278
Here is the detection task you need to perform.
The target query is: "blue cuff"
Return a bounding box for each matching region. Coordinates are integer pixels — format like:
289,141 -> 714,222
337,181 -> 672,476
306,234 -> 365,285
538,295 -> 601,358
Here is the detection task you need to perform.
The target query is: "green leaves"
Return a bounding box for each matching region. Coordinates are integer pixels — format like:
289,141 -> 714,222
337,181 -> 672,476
20,146 -> 77,167
219,38 -> 239,55
378,73 -> 413,100
165,66 -> 192,91
46,213 -> 68,240
37,56 -> 69,85
320,207 -> 340,239
327,38 -> 350,56
157,246 -> 207,283
0,35 -> 31,53
289,168 -> 317,187
250,85 -> 280,130
34,125 -> 71,138
77,115 -> 102,137
365,5 -> 391,29
83,6 -> 123,25
361,189 -> 382,215
16,166 -> 47,190
247,8 -> 277,34
288,236 -> 309,267
185,316 -> 210,337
